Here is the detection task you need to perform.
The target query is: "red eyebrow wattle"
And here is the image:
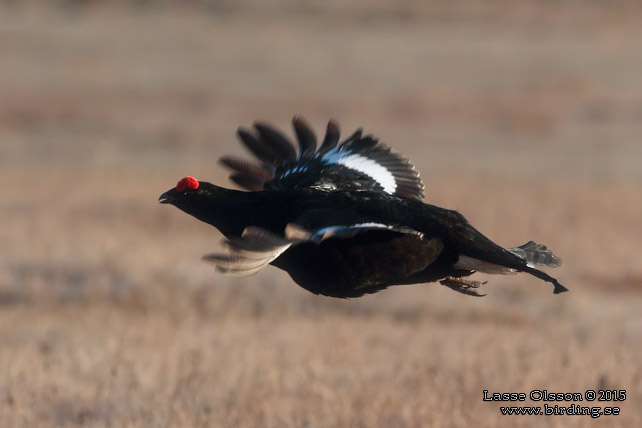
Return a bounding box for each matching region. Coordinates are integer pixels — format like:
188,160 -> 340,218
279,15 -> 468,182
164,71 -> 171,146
176,176 -> 199,192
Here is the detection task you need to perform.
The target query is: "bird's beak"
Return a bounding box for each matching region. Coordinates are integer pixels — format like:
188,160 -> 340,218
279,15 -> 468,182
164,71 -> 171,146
158,189 -> 174,204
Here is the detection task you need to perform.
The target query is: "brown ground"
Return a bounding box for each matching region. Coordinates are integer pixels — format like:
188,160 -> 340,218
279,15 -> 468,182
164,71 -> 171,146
1,1 -> 641,427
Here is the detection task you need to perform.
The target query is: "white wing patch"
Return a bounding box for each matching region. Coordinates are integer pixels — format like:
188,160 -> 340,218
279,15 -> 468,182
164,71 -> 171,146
321,150 -> 397,194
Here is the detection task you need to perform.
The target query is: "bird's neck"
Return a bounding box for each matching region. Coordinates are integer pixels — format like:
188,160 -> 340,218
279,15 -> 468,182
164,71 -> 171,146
187,186 -> 288,238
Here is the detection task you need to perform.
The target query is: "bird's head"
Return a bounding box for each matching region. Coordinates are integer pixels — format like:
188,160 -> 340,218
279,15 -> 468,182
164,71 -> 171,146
158,176 -> 223,217
159,176 -> 200,204
159,176 -> 251,236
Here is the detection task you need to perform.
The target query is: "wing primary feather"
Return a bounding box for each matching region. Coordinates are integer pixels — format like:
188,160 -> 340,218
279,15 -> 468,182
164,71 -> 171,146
319,119 -> 340,154
229,173 -> 266,191
203,227 -> 293,277
242,226 -> 293,246
292,116 -> 317,158
253,122 -> 297,163
346,135 -> 378,150
236,128 -> 280,166
219,156 -> 274,181
341,128 -> 364,145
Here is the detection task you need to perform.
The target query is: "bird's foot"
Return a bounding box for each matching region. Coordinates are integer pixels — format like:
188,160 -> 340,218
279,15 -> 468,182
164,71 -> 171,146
440,276 -> 487,297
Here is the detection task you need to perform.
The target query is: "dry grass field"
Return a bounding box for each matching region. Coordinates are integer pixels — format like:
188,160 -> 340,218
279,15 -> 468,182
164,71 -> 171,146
1,1 -> 642,427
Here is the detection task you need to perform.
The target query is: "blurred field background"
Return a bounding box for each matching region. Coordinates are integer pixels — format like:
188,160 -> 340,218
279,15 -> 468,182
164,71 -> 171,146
1,1 -> 642,427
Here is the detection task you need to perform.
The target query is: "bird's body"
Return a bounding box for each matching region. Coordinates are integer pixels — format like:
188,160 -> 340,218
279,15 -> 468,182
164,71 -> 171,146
160,117 -> 567,297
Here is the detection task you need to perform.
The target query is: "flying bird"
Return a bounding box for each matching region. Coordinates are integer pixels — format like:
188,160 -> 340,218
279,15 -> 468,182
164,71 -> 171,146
159,116 -> 567,297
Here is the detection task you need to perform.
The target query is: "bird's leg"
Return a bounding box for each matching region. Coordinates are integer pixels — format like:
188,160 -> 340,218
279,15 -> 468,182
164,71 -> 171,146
440,276 -> 487,297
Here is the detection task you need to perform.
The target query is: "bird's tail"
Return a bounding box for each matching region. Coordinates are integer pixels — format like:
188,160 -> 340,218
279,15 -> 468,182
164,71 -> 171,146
454,240 -> 568,294
425,204 -> 568,294
520,265 -> 568,294
508,241 -> 567,294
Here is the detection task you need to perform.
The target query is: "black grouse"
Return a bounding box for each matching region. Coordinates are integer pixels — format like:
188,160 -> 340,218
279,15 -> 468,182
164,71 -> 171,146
159,116 -> 567,297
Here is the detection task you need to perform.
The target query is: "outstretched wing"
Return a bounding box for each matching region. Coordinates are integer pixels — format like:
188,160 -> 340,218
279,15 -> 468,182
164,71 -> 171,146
202,221 -> 443,297
202,227 -> 293,276
219,116 -> 425,200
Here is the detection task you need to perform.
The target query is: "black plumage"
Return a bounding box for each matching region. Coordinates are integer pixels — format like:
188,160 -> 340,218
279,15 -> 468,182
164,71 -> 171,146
159,117 -> 567,297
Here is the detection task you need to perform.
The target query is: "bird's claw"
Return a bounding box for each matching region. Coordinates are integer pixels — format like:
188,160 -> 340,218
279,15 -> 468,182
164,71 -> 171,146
440,276 -> 487,297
